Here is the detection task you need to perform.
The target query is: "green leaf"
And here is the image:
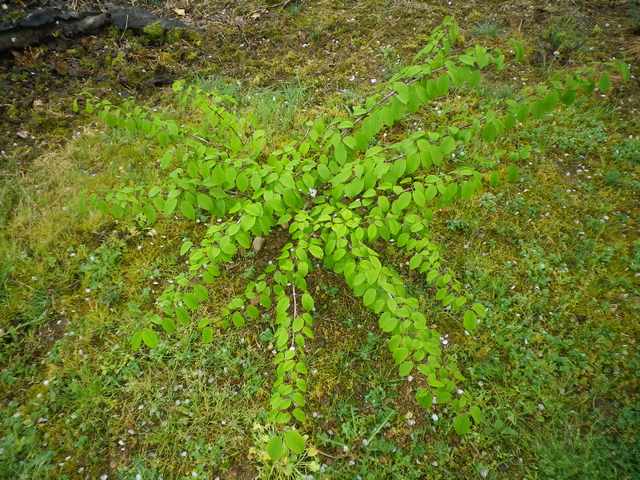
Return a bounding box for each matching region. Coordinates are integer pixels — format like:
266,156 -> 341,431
232,311 -> 245,328
393,82 -> 410,104
378,313 -> 398,333
413,187 -> 426,207
180,199 -> 196,220
164,196 -> 177,215
131,331 -> 143,351
454,414 -> 472,435
267,435 -> 285,461
363,288 -> 377,307
201,326 -> 214,343
367,223 -> 378,241
236,172 -> 249,192
345,177 -> 364,197
510,39 -> 525,63
561,89 -> 576,106
334,140 -> 347,164
463,309 -> 478,332
392,347 -> 409,364
196,193 -> 214,212
470,405 -> 483,424
180,240 -> 192,256
378,195 -> 390,212
391,192 -> 412,214
472,302 -> 487,318
160,317 -> 176,334
398,361 -> 414,376
175,306 -> 190,325
616,60 -> 631,82
420,186 -> 435,203
193,284 -> 209,302
343,135 -> 357,150
318,164 -> 331,180
246,305 -> 260,319
428,143 -> 443,165
409,254 -> 423,270
440,136 -> 456,155
284,430 -> 305,455
598,73 -> 611,93
283,189 -> 302,209
141,328 -> 159,348
292,316 -> 304,332
142,204 -> 157,224
292,408 -> 306,422
302,293 -> 314,311
365,265 -> 379,285
481,121 -> 498,142
309,245 -> 324,259
183,293 -> 200,310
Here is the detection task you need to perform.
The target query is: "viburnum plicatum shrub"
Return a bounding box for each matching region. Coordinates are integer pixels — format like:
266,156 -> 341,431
93,17 -> 628,464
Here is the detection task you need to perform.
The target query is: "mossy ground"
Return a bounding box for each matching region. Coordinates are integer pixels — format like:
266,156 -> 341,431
1,1 -> 640,479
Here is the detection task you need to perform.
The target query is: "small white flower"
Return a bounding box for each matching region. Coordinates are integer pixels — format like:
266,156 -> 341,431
370,78 -> 377,84
309,188 -> 317,198
180,451 -> 187,457
431,413 -> 439,422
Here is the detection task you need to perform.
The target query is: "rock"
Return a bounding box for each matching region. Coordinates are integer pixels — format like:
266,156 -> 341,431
252,236 -> 265,253
0,5 -> 190,53
109,7 -> 186,31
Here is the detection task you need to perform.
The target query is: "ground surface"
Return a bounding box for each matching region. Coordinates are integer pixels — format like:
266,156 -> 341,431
1,1 -> 640,479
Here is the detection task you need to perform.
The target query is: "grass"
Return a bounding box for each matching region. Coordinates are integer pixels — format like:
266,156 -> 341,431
1,1 -> 640,479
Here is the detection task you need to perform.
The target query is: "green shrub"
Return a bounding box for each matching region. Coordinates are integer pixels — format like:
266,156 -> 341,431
92,17 -> 626,468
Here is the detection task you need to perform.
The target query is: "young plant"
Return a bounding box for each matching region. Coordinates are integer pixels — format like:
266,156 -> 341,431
93,17 -> 627,466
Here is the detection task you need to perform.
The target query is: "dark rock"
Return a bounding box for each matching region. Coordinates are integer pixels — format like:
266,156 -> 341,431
109,7 -> 187,31
0,5 -> 190,53
20,7 -> 74,28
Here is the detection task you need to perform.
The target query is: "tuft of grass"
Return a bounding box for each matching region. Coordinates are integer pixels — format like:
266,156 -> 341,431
472,20 -> 502,38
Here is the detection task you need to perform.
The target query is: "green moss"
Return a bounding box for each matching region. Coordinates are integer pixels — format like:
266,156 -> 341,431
142,21 -> 166,41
